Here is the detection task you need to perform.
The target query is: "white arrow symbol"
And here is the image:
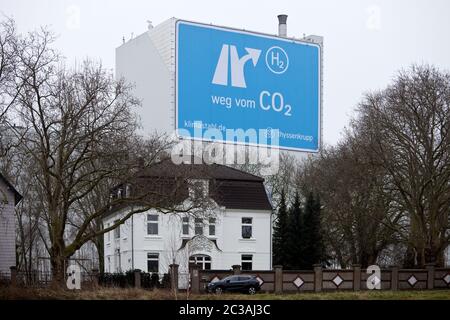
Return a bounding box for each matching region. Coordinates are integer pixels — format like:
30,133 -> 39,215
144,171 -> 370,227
212,45 -> 261,88
230,46 -> 261,88
244,48 -> 261,66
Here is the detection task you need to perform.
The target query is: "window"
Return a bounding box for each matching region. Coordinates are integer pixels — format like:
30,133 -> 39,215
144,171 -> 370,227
147,253 -> 159,273
182,217 -> 189,235
182,216 -> 190,235
106,223 -> 110,242
189,179 -> 208,200
209,218 -> 216,236
147,214 -> 159,235
195,218 -> 203,236
115,249 -> 121,272
189,255 -> 211,270
241,217 -> 252,239
114,220 -> 120,239
241,254 -> 253,270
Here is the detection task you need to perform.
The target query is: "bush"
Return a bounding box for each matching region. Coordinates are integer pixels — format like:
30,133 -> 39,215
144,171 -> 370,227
99,271 -> 171,290
161,273 -> 171,289
151,273 -> 160,288
99,271 -> 134,288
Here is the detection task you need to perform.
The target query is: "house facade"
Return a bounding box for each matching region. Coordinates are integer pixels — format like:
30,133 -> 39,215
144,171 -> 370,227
103,161 -> 273,278
0,173 -> 22,275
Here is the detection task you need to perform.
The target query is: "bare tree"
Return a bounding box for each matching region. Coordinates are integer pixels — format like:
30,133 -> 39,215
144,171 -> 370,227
5,25 -> 217,285
297,135 -> 402,268
0,17 -> 18,121
355,65 -> 450,267
0,17 -> 22,167
71,134 -> 173,274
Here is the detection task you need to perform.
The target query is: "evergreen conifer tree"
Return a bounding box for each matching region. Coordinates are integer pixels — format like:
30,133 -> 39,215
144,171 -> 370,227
272,190 -> 289,266
302,192 -> 326,268
286,192 -> 304,269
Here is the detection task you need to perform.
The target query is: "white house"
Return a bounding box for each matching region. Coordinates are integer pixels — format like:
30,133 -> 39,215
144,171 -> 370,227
0,173 -> 22,275
103,160 -> 273,277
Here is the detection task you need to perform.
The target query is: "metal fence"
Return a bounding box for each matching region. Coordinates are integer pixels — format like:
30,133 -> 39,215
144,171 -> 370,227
3,270 -> 96,288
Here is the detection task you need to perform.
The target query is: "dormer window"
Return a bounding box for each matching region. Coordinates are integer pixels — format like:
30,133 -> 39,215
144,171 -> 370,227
182,217 -> 190,235
209,218 -> 216,236
188,179 -> 208,201
195,218 -> 203,235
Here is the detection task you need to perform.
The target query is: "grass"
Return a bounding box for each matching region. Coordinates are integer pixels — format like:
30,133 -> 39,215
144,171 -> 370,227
1,287 -> 450,300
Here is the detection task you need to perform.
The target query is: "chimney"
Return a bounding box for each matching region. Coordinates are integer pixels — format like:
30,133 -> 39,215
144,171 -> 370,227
277,14 -> 288,37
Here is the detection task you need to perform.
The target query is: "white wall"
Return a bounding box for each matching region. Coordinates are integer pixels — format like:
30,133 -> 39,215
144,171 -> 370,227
0,179 -> 16,275
103,206 -> 272,274
116,18 -> 175,137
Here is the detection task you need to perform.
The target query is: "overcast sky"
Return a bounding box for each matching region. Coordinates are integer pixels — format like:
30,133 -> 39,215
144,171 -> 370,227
2,0 -> 450,146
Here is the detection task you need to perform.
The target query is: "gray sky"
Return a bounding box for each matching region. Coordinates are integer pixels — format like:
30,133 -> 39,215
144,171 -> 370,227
2,0 -> 450,146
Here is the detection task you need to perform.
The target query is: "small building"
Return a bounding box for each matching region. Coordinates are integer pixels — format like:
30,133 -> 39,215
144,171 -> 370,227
103,160 -> 273,279
0,173 -> 22,275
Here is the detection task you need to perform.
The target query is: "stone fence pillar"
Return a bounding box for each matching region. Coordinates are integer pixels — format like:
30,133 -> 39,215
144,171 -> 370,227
190,264 -> 200,294
232,265 -> 241,275
91,268 -> 99,288
390,265 -> 399,291
353,264 -> 361,291
169,264 -> 179,291
425,263 -> 435,290
274,265 -> 283,294
10,266 -> 17,287
313,264 -> 323,292
134,269 -> 141,289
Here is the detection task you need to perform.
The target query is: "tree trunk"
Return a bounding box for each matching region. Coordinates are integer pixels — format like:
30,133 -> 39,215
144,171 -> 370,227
425,244 -> 446,267
94,235 -> 105,274
50,249 -> 67,288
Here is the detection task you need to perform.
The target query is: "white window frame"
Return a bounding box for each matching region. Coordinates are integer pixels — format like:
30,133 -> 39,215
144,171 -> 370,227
182,216 -> 190,236
114,220 -> 120,239
147,214 -> 159,235
194,218 -> 203,236
106,223 -> 111,243
147,252 -> 159,273
208,217 -> 216,236
241,217 -> 253,239
189,254 -> 212,270
241,254 -> 253,271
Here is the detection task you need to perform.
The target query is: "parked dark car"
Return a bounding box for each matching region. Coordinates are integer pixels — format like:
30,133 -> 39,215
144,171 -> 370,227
207,275 -> 261,294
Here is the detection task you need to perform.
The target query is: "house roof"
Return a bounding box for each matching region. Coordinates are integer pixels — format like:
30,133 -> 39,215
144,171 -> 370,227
0,172 -> 23,206
106,159 -> 272,216
135,159 -> 264,182
210,179 -> 272,211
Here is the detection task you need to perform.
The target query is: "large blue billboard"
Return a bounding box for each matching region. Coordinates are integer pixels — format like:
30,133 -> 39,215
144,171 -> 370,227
176,20 -> 321,152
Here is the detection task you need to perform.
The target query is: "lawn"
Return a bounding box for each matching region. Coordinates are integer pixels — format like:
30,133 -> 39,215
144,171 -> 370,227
1,287 -> 449,300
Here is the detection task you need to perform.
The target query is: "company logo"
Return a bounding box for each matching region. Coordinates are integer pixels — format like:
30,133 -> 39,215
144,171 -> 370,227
212,44 -> 261,88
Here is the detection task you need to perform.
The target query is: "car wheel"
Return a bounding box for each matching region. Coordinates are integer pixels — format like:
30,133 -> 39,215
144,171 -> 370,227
248,286 -> 256,295
215,287 -> 223,294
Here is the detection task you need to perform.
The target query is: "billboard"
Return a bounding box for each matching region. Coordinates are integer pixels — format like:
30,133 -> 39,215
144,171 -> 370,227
176,20 -> 321,152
